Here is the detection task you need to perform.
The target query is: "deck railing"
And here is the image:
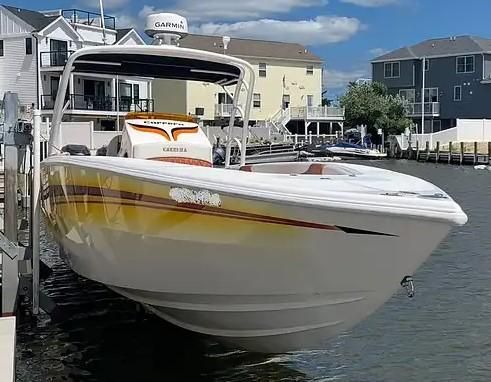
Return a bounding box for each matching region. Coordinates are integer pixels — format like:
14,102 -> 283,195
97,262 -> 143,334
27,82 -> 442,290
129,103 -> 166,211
40,51 -> 75,67
289,106 -> 345,120
406,102 -> 440,117
41,94 -> 154,112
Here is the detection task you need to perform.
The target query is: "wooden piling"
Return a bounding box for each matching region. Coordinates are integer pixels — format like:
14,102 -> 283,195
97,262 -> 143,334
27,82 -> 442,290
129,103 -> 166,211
488,142 -> 491,165
436,141 -> 440,162
448,141 -> 453,164
460,142 -> 464,165
425,141 -> 430,162
474,142 -> 478,165
416,140 -> 420,161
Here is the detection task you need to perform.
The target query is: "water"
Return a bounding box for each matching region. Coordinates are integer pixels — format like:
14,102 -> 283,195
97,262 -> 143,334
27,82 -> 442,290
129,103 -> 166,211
16,160 -> 491,381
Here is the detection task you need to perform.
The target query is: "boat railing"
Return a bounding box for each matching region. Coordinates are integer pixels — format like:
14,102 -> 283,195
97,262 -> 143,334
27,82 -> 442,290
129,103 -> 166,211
286,133 -> 338,146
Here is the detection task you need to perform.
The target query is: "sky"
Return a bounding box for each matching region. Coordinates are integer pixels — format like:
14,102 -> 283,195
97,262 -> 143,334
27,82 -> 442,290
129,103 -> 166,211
9,0 -> 491,98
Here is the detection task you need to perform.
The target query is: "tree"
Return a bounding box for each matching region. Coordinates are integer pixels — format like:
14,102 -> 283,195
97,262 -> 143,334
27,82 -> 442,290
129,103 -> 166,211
339,82 -> 411,136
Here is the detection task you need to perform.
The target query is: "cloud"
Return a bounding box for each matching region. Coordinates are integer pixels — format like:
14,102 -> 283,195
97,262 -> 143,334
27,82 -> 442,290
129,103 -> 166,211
340,0 -> 398,7
369,47 -> 389,57
85,0 -> 130,11
190,16 -> 361,46
140,0 -> 328,22
324,68 -> 369,93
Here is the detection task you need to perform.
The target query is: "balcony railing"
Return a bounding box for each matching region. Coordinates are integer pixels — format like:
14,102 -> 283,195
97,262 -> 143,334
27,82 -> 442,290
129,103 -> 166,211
61,9 -> 116,30
406,102 -> 440,117
289,106 -> 345,120
214,103 -> 242,118
40,51 -> 75,67
41,94 -> 154,112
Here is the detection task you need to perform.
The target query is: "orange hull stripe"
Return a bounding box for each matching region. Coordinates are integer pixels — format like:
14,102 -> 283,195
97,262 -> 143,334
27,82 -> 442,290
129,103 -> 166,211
128,123 -> 171,141
172,127 -> 198,140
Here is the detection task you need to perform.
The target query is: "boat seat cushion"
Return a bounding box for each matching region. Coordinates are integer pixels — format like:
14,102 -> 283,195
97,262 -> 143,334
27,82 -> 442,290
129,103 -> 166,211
240,162 -> 354,175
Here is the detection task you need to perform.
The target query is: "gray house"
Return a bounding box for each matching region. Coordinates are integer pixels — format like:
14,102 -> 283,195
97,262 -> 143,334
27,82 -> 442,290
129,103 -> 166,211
372,35 -> 491,133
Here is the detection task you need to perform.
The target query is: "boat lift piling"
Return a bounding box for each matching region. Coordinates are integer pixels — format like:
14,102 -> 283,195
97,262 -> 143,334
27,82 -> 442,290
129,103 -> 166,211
0,92 -> 54,381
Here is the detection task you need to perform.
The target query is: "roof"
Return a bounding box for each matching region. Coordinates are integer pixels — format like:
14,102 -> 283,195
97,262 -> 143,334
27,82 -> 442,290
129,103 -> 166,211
116,28 -> 132,42
178,34 -> 322,63
373,35 -> 491,62
2,4 -> 57,31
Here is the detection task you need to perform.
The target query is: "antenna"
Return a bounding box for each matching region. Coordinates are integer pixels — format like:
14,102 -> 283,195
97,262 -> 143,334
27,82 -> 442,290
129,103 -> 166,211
145,13 -> 189,45
99,0 -> 107,45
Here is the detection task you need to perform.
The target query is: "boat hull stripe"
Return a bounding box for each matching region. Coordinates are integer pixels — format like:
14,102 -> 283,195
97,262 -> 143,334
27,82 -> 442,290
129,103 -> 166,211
45,185 -> 397,236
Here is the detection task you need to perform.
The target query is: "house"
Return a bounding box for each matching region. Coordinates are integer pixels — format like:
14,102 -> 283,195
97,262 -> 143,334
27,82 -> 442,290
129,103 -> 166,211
0,5 -> 149,130
153,34 -> 345,136
372,35 -> 491,133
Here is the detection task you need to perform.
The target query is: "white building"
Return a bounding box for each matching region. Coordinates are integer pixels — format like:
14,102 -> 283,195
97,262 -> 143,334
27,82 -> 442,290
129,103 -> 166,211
0,6 -> 150,130
154,35 -> 344,136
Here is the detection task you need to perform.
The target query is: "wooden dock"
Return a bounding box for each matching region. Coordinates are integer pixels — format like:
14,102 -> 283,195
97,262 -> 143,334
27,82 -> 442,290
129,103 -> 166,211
404,141 -> 491,166
0,316 -> 16,382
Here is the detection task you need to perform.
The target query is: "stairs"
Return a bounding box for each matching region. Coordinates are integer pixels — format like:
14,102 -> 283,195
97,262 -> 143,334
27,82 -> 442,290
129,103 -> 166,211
267,108 -> 291,135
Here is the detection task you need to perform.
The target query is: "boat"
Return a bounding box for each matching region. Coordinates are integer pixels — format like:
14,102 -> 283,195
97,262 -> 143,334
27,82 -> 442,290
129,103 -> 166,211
325,142 -> 387,159
40,14 -> 468,353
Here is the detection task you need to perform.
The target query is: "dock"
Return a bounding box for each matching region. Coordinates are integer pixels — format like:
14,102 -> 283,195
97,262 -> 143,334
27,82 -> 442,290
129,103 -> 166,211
399,141 -> 491,166
0,316 -> 16,382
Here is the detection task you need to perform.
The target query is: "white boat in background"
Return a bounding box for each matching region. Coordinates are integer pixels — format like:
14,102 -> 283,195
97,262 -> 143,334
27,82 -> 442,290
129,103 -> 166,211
326,142 -> 387,159
41,14 -> 468,353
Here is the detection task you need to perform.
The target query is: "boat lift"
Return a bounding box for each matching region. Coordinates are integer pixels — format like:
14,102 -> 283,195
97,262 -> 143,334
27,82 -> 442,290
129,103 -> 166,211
0,92 -> 55,380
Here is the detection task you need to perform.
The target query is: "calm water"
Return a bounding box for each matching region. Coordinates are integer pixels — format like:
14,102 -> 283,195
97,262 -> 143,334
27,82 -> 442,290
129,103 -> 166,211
16,160 -> 491,382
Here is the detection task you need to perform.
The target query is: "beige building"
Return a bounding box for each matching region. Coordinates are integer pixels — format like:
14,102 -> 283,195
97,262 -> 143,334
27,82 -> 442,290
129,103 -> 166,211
154,35 -> 344,134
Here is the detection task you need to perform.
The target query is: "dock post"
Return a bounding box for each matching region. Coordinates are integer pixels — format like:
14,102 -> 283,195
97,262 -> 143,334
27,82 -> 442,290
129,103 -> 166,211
448,141 -> 453,164
32,110 -> 41,315
425,141 -> 430,162
436,141 -> 440,162
460,142 -> 464,165
1,92 -> 19,316
474,142 -> 478,165
488,142 -> 491,165
416,140 -> 420,161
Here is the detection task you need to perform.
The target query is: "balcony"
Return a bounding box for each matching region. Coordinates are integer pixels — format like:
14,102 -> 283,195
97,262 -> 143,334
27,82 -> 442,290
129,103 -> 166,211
61,9 -> 116,30
41,94 -> 154,113
215,104 -> 242,118
406,102 -> 440,117
289,106 -> 345,121
40,51 -> 75,68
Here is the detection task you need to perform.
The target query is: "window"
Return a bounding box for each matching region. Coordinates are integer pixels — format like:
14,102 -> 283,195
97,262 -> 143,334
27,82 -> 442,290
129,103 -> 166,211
307,95 -> 314,107
282,94 -> 290,109
25,37 -> 32,55
454,85 -> 462,101
0,40 -> 3,57
253,93 -> 261,108
424,87 -> 439,102
399,89 -> 415,103
195,107 -> 204,116
457,55 -> 474,73
259,63 -> 267,77
424,59 -> 429,71
306,65 -> 314,75
218,92 -> 233,104
384,62 -> 400,78
133,84 -> 140,103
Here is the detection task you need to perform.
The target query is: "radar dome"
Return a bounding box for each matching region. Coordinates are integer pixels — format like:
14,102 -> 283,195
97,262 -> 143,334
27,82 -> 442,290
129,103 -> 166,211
145,13 -> 188,44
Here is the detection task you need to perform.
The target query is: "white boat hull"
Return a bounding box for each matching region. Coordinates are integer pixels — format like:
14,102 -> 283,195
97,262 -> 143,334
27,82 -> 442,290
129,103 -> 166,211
42,156 -> 465,352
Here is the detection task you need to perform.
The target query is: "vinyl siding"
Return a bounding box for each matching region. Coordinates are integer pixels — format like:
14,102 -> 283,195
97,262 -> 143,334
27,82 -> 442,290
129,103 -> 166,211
153,59 -> 322,122
0,7 -> 33,35
0,36 -> 37,106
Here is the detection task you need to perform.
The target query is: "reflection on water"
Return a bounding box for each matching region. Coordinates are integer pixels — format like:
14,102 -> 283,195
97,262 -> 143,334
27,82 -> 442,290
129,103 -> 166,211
16,160 -> 491,381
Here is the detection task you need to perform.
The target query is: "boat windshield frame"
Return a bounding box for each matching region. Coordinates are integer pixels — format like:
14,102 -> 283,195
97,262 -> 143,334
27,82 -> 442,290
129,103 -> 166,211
48,44 -> 256,166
